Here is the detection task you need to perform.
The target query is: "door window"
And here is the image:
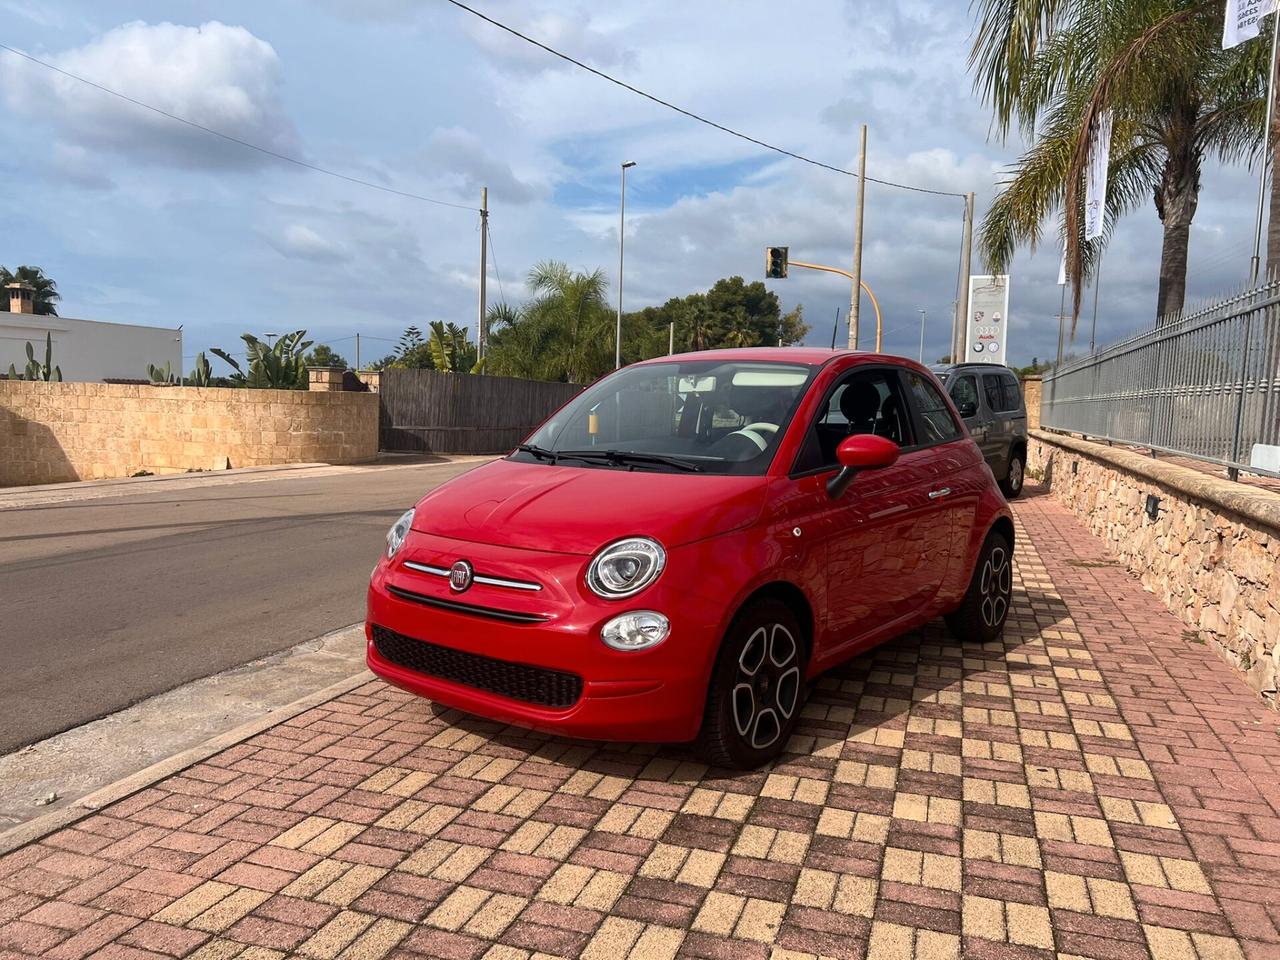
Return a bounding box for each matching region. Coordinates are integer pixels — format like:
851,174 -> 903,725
906,372 -> 962,445
999,375 -> 1023,412
950,375 -> 979,419
792,368 -> 914,473
983,373 -> 1021,413
981,374 -> 1003,412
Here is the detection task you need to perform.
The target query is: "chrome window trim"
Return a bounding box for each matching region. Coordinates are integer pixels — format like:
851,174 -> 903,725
403,560 -> 542,592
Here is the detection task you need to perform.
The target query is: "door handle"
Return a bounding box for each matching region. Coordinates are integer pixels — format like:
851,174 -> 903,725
928,487 -> 951,499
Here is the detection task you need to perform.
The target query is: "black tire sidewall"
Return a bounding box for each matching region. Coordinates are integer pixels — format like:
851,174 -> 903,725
701,598 -> 806,769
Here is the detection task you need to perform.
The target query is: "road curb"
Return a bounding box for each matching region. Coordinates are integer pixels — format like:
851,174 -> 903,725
0,671 -> 373,857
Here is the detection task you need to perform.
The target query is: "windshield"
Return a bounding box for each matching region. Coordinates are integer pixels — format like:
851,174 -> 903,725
513,359 -> 817,475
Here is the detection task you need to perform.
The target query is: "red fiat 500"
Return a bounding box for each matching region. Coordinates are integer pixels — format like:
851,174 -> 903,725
367,349 -> 1013,768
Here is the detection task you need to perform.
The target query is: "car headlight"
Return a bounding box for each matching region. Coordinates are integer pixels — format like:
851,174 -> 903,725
601,611 -> 670,651
586,537 -> 666,598
386,508 -> 415,559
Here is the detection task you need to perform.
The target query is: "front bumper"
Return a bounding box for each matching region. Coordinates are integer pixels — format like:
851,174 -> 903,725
365,530 -> 724,742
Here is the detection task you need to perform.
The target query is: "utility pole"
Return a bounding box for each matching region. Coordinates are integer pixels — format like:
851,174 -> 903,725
849,124 -> 867,350
1251,11 -> 1280,286
953,192 -> 975,362
617,161 -> 636,369
355,332 -> 361,370
478,187 -> 488,361
668,321 -> 674,355
917,309 -> 927,363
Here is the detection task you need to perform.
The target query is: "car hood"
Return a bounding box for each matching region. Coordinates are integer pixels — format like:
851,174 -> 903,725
412,458 -> 769,555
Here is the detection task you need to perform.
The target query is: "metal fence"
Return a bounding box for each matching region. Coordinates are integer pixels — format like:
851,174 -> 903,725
1041,280 -> 1280,479
378,368 -> 581,454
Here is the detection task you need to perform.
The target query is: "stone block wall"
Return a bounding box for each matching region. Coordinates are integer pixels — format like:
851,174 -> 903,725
0,380 -> 379,486
1028,430 -> 1280,707
1020,376 -> 1042,430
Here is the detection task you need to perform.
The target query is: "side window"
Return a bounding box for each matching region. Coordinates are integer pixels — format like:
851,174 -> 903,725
906,373 -> 962,445
792,368 -> 914,473
950,375 -> 979,418
1000,375 -> 1023,412
981,374 -> 1003,412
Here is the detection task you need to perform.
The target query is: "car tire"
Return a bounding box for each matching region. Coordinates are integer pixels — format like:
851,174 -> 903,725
945,530 -> 1013,644
1000,450 -> 1025,499
697,598 -> 807,769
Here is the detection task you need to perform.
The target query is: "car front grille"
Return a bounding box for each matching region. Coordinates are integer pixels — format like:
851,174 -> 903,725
371,624 -> 583,709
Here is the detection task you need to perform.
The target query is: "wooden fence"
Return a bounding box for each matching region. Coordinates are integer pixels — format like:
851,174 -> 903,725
378,369 -> 581,454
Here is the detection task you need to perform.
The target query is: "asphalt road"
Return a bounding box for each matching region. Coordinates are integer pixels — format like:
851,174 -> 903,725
0,459 -> 482,753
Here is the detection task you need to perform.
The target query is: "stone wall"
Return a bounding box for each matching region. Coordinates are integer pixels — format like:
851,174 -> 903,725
1,380 -> 378,486
1020,376 -> 1042,430
1028,430 -> 1280,707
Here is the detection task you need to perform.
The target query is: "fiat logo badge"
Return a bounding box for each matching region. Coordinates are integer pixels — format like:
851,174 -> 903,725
448,560 -> 474,593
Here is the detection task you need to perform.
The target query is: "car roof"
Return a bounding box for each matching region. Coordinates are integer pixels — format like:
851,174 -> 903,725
936,361 -> 1015,372
634,347 -> 925,369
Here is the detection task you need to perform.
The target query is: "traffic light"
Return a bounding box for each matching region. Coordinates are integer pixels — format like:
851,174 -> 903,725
765,246 -> 789,279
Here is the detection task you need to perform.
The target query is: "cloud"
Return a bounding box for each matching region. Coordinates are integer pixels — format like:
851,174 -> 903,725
0,21 -> 299,170
461,5 -> 636,75
423,127 -> 547,205
264,223 -> 348,263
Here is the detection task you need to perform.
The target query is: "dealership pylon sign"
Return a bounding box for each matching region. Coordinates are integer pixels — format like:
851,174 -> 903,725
966,275 -> 1011,366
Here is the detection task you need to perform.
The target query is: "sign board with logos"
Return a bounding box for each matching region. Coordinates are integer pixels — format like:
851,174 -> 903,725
966,275 -> 1010,366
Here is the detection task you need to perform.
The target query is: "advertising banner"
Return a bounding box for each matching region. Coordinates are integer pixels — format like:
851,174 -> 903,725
966,275 -> 1010,366
1224,0 -> 1278,47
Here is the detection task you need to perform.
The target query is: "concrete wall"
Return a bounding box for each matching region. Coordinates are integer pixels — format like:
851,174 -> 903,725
0,380 -> 378,486
1028,430 -> 1280,708
1,314 -> 181,383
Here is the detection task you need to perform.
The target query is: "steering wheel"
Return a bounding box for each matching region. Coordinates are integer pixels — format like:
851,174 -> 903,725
713,422 -> 779,460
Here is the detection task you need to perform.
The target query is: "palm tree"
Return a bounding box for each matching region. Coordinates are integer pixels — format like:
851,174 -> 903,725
972,0 -> 1269,324
487,261 -> 615,382
1,265 -> 61,316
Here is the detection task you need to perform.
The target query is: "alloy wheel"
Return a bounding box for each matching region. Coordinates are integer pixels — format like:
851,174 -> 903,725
1008,457 -> 1024,492
979,544 -> 1012,628
731,623 -> 801,750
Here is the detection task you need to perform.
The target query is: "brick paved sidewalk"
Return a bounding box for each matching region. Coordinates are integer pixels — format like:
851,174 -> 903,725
2,488 -> 1279,960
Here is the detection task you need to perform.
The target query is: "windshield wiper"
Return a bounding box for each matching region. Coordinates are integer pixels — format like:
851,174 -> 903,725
556,449 -> 703,473
515,443 -> 559,462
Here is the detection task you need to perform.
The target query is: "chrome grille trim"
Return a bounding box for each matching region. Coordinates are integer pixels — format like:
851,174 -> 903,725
403,560 -> 542,592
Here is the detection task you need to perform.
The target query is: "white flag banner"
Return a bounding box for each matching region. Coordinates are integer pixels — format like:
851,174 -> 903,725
1224,0 -> 1278,48
1084,110 -> 1113,241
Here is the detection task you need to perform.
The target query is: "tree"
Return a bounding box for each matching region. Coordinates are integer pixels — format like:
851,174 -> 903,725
304,344 -> 348,369
971,0 -> 1269,323
630,277 -> 811,352
394,322 -> 482,372
397,325 -> 424,358
211,330 -> 313,389
0,265 -> 60,316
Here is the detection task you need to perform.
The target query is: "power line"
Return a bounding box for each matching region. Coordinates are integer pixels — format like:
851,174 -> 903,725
440,0 -> 967,200
485,220 -> 507,304
0,43 -> 478,212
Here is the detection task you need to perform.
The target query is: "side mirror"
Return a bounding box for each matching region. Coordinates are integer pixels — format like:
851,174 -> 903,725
956,399 -> 978,419
827,434 -> 900,498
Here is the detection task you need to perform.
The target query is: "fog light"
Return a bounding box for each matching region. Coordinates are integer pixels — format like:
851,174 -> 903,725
601,611 -> 670,651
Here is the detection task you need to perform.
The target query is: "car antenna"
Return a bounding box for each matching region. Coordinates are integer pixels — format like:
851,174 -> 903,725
830,306 -> 841,351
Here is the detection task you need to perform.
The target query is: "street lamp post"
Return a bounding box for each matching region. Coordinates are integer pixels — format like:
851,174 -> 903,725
616,161 -> 636,370
917,309 -> 927,363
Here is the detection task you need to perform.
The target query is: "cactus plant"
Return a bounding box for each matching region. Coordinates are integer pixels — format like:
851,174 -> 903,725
6,333 -> 61,381
147,360 -> 175,385
189,351 -> 212,387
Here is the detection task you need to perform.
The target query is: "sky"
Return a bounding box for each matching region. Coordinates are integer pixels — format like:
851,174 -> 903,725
0,0 -> 1269,376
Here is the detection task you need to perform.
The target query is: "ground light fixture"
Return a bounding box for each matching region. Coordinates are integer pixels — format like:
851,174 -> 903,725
1145,494 -> 1162,522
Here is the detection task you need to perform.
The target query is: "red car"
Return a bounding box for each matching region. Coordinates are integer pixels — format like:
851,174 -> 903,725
367,348 -> 1012,768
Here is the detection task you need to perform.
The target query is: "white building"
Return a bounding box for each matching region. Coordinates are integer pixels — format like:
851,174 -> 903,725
1,283 -> 182,382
